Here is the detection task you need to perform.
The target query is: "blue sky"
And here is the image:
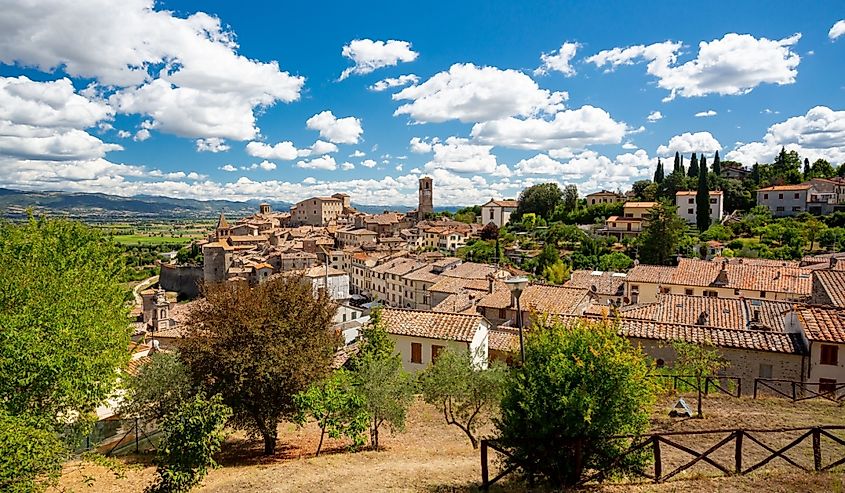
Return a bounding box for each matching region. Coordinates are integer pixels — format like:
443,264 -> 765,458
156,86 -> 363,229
0,0 -> 843,206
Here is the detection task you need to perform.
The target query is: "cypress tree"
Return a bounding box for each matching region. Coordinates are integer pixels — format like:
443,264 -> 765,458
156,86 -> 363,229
750,163 -> 760,184
680,155 -> 684,174
712,150 -> 721,176
696,155 -> 710,232
688,153 -> 699,178
653,158 -> 665,184
804,158 -> 811,179
673,151 -> 681,173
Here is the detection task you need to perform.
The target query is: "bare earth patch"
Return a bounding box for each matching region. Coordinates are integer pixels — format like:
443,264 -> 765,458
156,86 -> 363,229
54,394 -> 845,492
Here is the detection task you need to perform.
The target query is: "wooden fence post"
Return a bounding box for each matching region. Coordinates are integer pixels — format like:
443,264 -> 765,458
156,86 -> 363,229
652,436 -> 662,482
734,430 -> 743,474
753,379 -> 758,399
481,439 -> 489,491
791,381 -> 797,402
812,428 -> 822,471
737,378 -> 742,397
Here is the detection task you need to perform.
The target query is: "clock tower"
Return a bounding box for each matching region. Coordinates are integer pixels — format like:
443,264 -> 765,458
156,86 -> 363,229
418,177 -> 433,217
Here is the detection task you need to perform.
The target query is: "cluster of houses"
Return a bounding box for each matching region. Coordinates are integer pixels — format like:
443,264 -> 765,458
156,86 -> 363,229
139,175 -> 845,407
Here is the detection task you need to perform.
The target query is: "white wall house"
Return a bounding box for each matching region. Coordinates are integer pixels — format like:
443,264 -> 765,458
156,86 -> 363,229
379,308 -> 490,372
302,265 -> 350,300
675,190 -> 724,225
792,305 -> 845,394
480,199 -> 518,228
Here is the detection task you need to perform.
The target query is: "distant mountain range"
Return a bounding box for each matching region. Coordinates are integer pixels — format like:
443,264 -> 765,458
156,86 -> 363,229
0,188 -> 458,220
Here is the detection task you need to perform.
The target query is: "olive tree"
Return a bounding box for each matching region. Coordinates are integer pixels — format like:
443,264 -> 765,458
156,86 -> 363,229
672,340 -> 726,418
419,348 -> 508,448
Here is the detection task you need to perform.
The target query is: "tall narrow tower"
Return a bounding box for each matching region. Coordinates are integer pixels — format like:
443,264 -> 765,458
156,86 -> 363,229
418,177 -> 433,216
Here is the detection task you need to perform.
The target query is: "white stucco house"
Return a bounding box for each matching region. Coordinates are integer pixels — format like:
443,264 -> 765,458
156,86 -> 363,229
480,199 -> 518,228
378,307 -> 490,372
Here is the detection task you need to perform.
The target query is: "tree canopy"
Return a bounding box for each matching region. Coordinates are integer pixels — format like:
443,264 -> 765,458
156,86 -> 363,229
180,275 -> 339,454
513,183 -> 563,221
638,203 -> 687,265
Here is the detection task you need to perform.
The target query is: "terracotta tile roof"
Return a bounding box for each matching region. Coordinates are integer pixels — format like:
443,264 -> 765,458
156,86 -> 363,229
483,199 -> 519,208
302,265 -> 347,277
676,190 -> 723,196
797,305 -> 845,343
586,190 -> 622,197
624,201 -> 658,208
488,327 -> 520,352
555,315 -> 806,354
441,262 -> 502,280
757,184 -> 813,191
126,355 -> 151,376
565,270 -> 626,297
429,276 -> 490,294
606,215 -> 642,222
432,290 -> 482,315
625,265 -> 676,284
476,283 -> 589,315
672,258 -> 812,295
331,342 -> 360,369
598,294 -> 791,331
814,270 -> 845,307
380,308 -> 485,342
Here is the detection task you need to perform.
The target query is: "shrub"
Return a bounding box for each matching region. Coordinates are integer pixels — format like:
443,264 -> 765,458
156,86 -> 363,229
495,317 -> 656,487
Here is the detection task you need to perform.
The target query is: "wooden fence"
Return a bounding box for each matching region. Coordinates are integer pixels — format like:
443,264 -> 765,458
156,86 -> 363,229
753,378 -> 845,403
480,425 -> 845,490
648,374 -> 742,397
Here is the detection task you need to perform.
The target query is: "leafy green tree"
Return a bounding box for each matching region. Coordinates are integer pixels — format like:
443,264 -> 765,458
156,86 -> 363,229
0,217 -> 131,488
712,150 -> 721,176
546,223 -> 587,247
630,180 -> 653,200
495,318 -> 656,487
419,348 -> 508,449
672,341 -> 726,419
294,369 -> 370,456
120,352 -> 194,424
457,239 -> 497,263
148,393 -> 231,493
810,159 -> 835,179
353,317 -> 414,450
699,224 -> 732,242
638,203 -> 686,265
653,158 -> 664,184
696,155 -> 710,231
513,183 -> 563,221
0,411 -> 66,493
772,147 -> 803,184
180,276 -> 339,455
598,252 -> 634,272
804,217 -> 827,253
534,243 -> 560,275
563,184 -> 579,214
657,169 -> 690,200
543,260 -> 571,284
687,152 -> 699,177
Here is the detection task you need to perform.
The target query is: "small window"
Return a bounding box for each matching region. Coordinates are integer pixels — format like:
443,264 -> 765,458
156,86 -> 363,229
630,285 -> 639,293
685,288 -> 694,296
703,290 -> 718,298
776,206 -> 785,212
759,364 -> 773,379
687,208 -> 693,215
498,308 -> 507,320
432,345 -> 445,362
778,193 -> 784,199
760,291 -> 766,298
710,198 -> 717,204
820,345 -> 839,366
411,342 -> 422,363
764,193 -> 769,200
794,193 -> 799,199
688,198 -> 694,204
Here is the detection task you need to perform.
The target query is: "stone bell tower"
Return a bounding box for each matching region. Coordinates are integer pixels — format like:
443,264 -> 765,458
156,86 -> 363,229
418,177 -> 433,217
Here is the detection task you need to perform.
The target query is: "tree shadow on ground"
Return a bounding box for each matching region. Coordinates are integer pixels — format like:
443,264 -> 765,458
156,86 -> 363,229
215,437 -> 371,467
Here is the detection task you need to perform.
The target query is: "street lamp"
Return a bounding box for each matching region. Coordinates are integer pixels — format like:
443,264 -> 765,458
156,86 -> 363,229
504,276 -> 529,363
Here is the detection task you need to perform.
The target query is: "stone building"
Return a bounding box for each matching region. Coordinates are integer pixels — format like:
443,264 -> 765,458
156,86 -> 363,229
291,196 -> 344,226
418,176 -> 433,217
480,199 -> 518,228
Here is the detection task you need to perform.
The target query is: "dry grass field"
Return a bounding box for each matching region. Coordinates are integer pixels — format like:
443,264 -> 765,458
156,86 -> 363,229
54,394 -> 845,493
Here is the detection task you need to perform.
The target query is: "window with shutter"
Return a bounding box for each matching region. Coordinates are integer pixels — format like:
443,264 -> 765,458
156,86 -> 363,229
411,342 -> 422,363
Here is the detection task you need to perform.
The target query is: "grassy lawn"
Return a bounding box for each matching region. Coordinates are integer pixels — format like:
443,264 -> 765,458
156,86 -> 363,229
55,394 -> 845,492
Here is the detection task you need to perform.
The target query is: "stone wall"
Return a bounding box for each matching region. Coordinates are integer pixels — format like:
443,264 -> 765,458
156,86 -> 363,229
159,264 -> 204,299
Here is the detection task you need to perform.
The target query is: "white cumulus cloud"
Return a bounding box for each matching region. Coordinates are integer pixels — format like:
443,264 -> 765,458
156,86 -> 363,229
423,137 -> 500,174
535,42 -> 581,76
361,159 -> 377,168
339,39 -> 418,80
305,110 -> 363,144
195,137 -> 229,152
830,20 -> 845,40
393,63 -> 567,123
647,111 -> 664,122
296,155 -> 337,171
587,33 -> 802,101
369,74 -> 419,92
246,140 -> 299,160
656,131 -> 722,157
695,110 -> 717,118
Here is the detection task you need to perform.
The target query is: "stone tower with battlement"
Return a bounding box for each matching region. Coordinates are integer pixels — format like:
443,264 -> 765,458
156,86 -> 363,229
418,177 -> 433,216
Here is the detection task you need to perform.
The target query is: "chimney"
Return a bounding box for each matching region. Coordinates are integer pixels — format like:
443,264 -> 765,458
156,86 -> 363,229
713,260 -> 729,286
831,257 -> 839,270
487,274 -> 495,294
